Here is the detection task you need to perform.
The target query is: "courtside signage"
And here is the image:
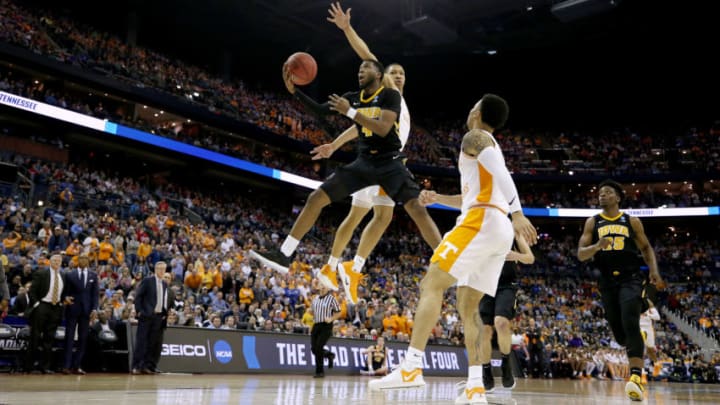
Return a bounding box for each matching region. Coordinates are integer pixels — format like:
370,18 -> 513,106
127,326 -> 467,376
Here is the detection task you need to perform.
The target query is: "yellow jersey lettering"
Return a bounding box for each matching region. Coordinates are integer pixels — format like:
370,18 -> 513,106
357,107 -> 381,137
597,224 -> 630,238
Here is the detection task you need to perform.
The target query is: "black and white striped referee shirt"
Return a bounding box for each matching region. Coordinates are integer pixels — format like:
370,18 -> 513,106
312,293 -> 340,323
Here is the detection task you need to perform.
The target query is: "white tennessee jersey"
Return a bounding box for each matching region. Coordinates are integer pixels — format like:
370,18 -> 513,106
640,307 -> 660,329
398,96 -> 410,150
456,130 -> 510,223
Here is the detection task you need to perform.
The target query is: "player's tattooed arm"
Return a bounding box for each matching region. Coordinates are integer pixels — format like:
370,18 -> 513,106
461,129 -> 495,157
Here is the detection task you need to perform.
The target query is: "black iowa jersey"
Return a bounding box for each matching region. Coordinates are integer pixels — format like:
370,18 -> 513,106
343,86 -> 402,156
591,212 -> 642,277
498,241 -> 518,287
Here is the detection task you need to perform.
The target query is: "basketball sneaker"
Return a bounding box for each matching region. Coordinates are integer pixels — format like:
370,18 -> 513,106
368,365 -> 425,391
248,248 -> 290,274
501,357 -> 515,389
338,261 -> 363,305
625,374 -> 645,401
455,381 -> 488,404
317,264 -> 339,291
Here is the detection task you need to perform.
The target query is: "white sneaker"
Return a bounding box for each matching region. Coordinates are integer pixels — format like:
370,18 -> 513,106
454,383 -> 488,404
368,365 -> 425,391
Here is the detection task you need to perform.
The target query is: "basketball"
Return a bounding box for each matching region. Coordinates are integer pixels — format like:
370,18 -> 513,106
286,52 -> 317,86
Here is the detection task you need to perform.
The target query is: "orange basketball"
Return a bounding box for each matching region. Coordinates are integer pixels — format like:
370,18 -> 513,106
286,52 -> 317,86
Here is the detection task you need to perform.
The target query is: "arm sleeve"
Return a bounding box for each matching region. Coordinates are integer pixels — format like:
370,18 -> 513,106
294,89 -> 332,116
477,146 -> 522,213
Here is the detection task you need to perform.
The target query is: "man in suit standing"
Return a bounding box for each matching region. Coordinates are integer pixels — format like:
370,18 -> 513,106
62,255 -> 99,374
131,261 -> 169,375
26,254 -> 70,373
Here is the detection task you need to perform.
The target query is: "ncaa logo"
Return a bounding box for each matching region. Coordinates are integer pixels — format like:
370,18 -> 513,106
213,340 -> 233,364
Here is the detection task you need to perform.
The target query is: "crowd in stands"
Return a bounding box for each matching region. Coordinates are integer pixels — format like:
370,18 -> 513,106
4,64 -> 720,209
666,282 -> 720,343
3,0 -> 720,176
2,0 -> 720,382
0,150 -> 718,381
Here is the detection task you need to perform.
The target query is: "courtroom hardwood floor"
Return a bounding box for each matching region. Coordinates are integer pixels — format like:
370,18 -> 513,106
0,373 -> 718,404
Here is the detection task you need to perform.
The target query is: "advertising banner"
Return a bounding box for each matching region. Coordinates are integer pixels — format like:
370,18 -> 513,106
128,326 -> 468,376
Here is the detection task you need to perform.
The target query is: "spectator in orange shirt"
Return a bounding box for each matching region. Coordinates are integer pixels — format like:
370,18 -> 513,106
184,266 -> 203,292
98,235 -> 114,264
391,308 -> 407,337
65,239 -> 81,259
200,233 -> 215,251
238,281 -> 254,305
382,310 -> 398,337
137,237 -> 152,260
2,226 -> 23,251
82,230 -> 100,263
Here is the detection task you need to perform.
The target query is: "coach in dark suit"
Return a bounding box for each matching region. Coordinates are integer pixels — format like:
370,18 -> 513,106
131,261 -> 169,375
62,255 -> 99,375
26,254 -> 70,373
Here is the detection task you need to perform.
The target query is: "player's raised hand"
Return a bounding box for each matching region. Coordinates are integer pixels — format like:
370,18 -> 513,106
310,143 -> 335,160
418,190 -> 438,206
282,63 -> 295,94
327,2 -> 351,30
328,94 -> 351,115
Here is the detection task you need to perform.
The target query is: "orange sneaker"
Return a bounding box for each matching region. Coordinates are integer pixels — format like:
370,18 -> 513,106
317,264 -> 339,291
337,261 -> 363,305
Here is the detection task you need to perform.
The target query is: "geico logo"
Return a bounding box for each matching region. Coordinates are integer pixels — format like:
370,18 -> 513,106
161,344 -> 207,357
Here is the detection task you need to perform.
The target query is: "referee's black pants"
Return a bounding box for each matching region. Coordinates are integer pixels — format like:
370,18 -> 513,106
311,322 -> 333,374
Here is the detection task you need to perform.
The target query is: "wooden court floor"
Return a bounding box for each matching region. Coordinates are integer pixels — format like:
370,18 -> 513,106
1,373 -> 718,404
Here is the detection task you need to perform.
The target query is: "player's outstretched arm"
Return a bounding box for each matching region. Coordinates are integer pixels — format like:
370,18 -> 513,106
283,63 -> 332,116
310,126 -> 359,160
418,190 -> 462,208
328,2 -> 377,62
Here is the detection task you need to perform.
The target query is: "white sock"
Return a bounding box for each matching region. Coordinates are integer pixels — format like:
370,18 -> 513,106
352,255 -> 366,273
328,256 -> 339,271
468,365 -> 483,385
280,236 -> 299,257
403,346 -> 424,370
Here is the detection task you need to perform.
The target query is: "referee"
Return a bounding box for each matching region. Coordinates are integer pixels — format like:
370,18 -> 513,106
311,284 -> 341,378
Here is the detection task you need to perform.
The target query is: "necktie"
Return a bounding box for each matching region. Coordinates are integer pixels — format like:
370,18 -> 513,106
51,270 -> 60,304
155,278 -> 163,313
83,269 -> 87,288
